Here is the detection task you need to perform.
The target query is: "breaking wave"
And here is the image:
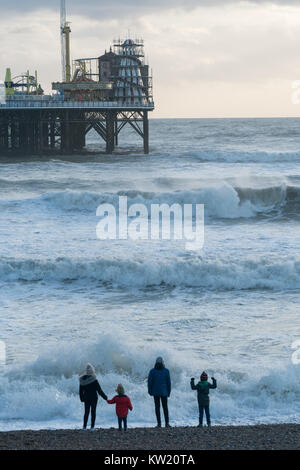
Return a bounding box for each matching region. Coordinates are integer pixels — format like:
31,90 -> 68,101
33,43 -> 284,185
1,335 -> 299,429
1,255 -> 300,290
2,182 -> 298,220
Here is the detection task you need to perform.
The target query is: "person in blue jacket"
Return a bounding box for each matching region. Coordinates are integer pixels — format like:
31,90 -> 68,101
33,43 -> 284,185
148,357 -> 171,428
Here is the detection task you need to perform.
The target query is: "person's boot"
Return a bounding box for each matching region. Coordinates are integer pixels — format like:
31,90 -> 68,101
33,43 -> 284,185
165,423 -> 171,428
156,422 -> 162,428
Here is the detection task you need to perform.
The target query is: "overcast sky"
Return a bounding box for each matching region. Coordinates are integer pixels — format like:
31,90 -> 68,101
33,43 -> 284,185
0,0 -> 300,118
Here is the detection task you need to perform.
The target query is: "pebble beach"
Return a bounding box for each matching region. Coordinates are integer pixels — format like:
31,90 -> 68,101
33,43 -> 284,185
0,424 -> 299,450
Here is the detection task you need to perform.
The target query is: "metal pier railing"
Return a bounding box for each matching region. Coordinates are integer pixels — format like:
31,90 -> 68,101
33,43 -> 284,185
0,96 -> 155,110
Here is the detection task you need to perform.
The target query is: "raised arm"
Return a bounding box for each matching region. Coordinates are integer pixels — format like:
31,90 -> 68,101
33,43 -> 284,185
190,378 -> 197,391
96,381 -> 108,400
209,377 -> 217,389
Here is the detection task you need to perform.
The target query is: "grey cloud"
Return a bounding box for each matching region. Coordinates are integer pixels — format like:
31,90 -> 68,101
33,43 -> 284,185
0,1 -> 299,19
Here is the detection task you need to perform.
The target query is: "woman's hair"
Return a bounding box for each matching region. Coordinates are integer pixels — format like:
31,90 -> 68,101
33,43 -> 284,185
155,357 -> 165,370
116,384 -> 125,395
86,363 -> 96,376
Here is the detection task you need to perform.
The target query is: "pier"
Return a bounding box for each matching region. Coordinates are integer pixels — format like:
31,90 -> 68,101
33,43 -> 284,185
0,99 -> 153,155
0,1 -> 154,156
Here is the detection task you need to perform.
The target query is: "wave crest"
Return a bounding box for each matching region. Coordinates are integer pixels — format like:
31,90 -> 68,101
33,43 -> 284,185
5,182 -> 294,220
1,255 -> 300,290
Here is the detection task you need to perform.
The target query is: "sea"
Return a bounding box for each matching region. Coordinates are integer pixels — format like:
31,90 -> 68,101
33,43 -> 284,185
0,117 -> 300,431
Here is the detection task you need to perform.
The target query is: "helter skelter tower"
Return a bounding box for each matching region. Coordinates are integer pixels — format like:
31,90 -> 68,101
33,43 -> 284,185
113,39 -> 151,106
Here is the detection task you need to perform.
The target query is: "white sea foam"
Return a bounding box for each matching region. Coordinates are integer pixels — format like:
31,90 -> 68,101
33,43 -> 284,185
0,335 -> 299,430
36,183 -> 290,219
0,182 -> 291,220
1,255 -> 300,289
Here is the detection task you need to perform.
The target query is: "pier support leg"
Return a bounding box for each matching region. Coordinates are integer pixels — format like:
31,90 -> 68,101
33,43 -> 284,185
61,111 -> 71,154
72,122 -> 86,150
4,122 -> 8,151
50,122 -> 55,149
43,122 -> 49,150
65,111 -> 71,154
115,119 -> 119,147
0,118 -> 9,154
106,111 -> 115,154
28,121 -> 35,154
10,120 -> 17,151
143,111 -> 149,154
19,121 -> 26,152
39,116 -> 43,153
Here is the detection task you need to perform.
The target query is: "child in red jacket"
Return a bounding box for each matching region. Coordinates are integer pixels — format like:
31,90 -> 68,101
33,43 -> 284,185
107,384 -> 133,431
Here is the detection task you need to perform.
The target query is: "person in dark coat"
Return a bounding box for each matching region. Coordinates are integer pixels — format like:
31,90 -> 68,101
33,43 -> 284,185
79,363 -> 108,430
191,371 -> 217,427
148,357 -> 171,428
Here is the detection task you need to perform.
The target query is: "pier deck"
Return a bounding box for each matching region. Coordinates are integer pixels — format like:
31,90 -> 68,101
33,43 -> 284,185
0,97 -> 154,155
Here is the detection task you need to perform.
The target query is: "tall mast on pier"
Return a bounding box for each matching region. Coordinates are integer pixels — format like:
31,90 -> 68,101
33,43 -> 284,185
60,0 -> 71,82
